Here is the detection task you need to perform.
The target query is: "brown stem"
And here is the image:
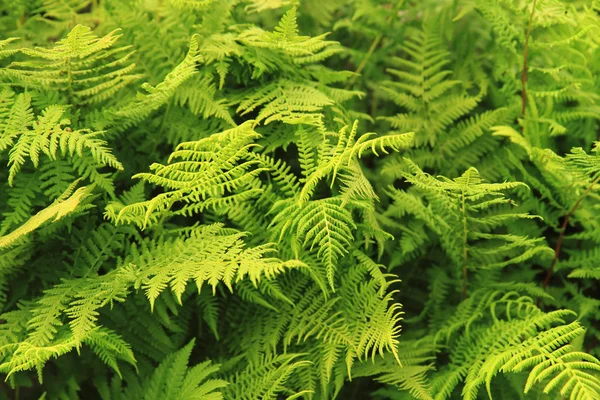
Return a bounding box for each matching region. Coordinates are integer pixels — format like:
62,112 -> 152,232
521,0 -> 538,119
543,175 -> 600,289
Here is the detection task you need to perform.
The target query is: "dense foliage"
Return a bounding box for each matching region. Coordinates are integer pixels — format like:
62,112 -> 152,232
0,0 -> 599,399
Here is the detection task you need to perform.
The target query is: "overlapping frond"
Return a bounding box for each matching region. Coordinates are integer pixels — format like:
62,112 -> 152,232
6,25 -> 141,104
1,1 -> 599,399
106,121 -> 263,228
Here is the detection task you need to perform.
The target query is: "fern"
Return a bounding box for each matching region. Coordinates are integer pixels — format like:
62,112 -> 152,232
221,353 -> 311,399
0,182 -> 93,249
106,121 -> 264,228
0,92 -> 122,190
111,34 -> 202,128
386,159 -> 553,295
6,25 -> 141,104
97,339 -> 227,399
376,27 -> 480,148
1,1 -> 600,399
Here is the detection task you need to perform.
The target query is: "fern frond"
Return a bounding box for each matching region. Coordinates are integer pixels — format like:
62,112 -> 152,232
127,223 -> 300,309
0,326 -> 134,382
502,322 -> 600,400
236,79 -> 333,126
137,339 -> 226,399
354,341 -> 435,400
376,27 -> 480,147
107,121 -> 264,228
300,199 -> 355,287
0,93 -> 122,188
222,353 -> 311,400
111,34 -> 201,127
387,160 -> 553,293
245,0 -> 295,13
239,7 -> 338,59
7,25 -> 140,104
0,183 -> 93,249
167,0 -> 215,10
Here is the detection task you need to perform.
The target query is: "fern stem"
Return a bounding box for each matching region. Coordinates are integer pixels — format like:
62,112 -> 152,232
346,35 -> 382,90
66,57 -> 73,100
345,1 -> 404,89
159,100 -> 173,132
461,191 -> 468,298
543,175 -> 600,289
521,0 -> 538,119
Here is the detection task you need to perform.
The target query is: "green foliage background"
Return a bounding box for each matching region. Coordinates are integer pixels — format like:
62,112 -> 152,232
0,0 -> 599,399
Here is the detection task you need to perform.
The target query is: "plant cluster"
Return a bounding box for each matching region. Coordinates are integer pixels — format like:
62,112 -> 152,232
0,0 -> 599,399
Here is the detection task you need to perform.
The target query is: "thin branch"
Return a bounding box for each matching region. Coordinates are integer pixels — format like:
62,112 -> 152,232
345,1 -> 405,89
521,0 -> 538,119
346,34 -> 383,90
543,175 -> 600,289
